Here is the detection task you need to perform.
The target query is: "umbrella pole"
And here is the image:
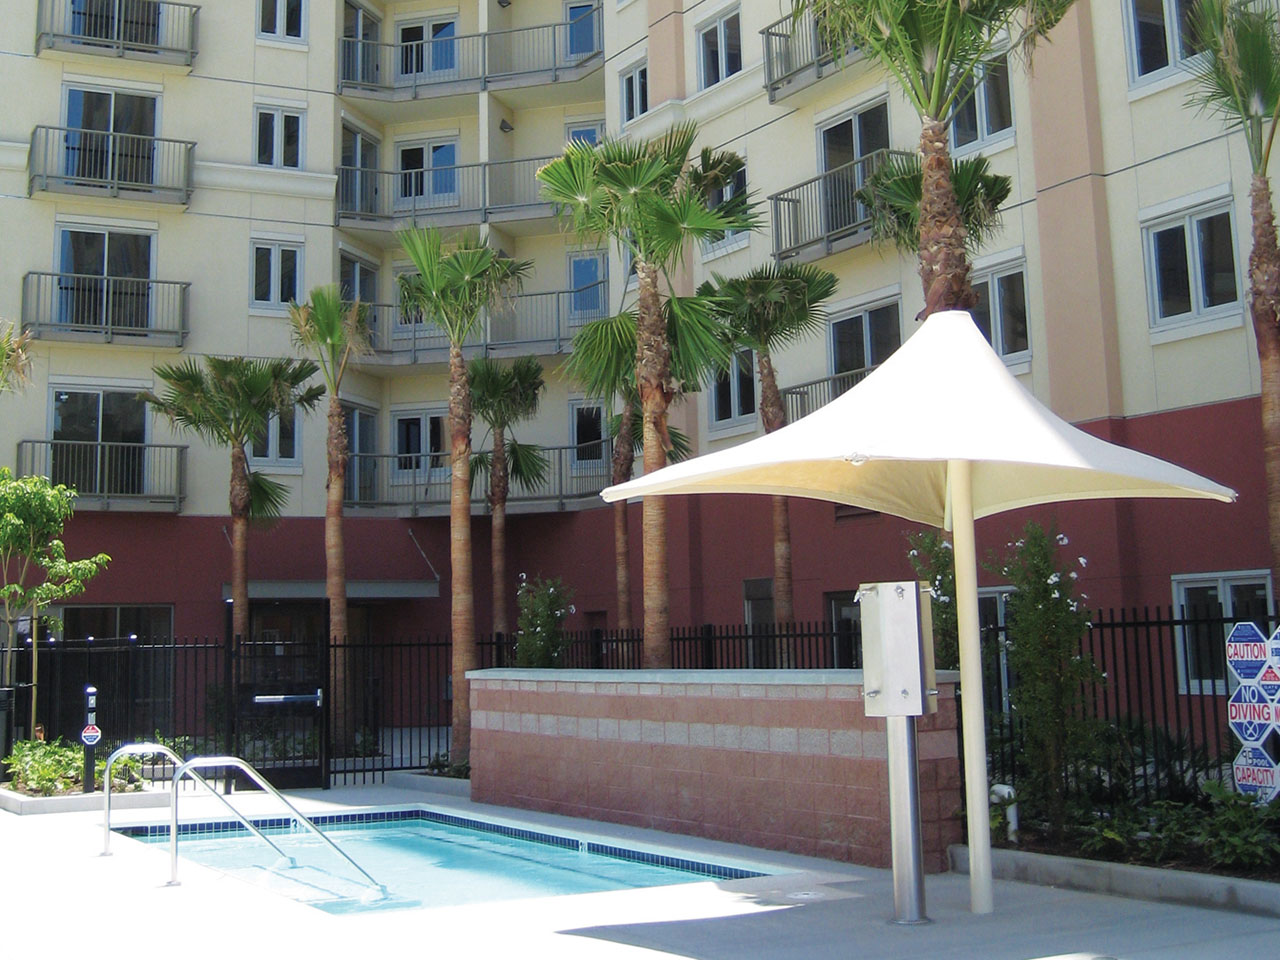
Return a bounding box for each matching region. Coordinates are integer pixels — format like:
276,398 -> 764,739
949,459 -> 994,914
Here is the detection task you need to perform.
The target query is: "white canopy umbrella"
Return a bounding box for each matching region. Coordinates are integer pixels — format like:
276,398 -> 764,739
602,310 -> 1236,914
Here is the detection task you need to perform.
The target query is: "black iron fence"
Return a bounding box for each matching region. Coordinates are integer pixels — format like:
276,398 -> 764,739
478,629 -> 644,669
671,621 -> 861,669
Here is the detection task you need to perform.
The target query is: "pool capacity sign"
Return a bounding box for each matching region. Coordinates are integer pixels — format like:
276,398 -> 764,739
1226,623 -> 1280,802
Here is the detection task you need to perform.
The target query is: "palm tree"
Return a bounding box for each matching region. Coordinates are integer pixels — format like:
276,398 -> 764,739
539,123 -> 759,666
289,285 -> 371,646
0,321 -> 31,394
143,357 -> 322,643
469,355 -> 548,638
398,227 -> 531,764
702,263 -> 838,623
1187,0 -> 1280,587
800,0 -> 1076,314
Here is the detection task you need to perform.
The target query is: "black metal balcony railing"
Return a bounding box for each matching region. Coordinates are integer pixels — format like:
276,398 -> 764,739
335,157 -> 555,226
17,440 -> 186,511
36,0 -> 199,65
29,125 -> 195,203
781,365 -> 878,422
339,8 -> 602,96
760,6 -> 845,102
23,271 -> 188,346
345,440 -> 613,509
360,281 -> 608,360
769,150 -> 909,262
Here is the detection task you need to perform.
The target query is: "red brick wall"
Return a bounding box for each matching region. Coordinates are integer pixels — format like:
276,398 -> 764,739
468,670 -> 963,871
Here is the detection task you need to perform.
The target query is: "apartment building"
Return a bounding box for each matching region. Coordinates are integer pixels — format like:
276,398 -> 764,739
0,0 -> 1269,695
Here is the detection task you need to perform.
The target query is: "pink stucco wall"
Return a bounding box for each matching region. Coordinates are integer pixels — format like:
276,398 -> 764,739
468,669 -> 963,871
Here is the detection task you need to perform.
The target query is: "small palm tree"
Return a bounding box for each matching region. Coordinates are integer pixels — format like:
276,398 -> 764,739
702,263 -> 838,623
1,321 -> 31,394
540,123 -> 759,665
800,0 -> 1075,313
143,357 -> 322,643
469,355 -> 548,638
1187,0 -> 1280,587
398,227 -> 531,764
289,285 -> 371,646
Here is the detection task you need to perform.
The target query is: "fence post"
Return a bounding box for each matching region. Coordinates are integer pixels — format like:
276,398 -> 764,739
222,633 -> 235,793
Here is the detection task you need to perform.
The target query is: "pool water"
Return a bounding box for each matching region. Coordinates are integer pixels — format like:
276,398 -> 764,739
132,812 -> 759,914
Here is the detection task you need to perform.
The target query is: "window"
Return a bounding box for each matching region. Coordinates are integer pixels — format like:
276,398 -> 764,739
51,387 -> 147,495
251,241 -> 301,308
397,19 -> 456,79
826,591 -> 861,668
565,2 -> 599,59
63,87 -> 157,188
1174,572 -> 1271,693
397,140 -> 458,207
818,102 -> 889,236
621,62 -> 648,123
255,107 -> 303,169
699,9 -> 742,89
58,605 -> 173,641
712,348 -> 756,425
394,411 -> 449,474
343,404 -> 378,503
259,0 -> 304,40
567,251 -> 606,320
1144,203 -> 1239,327
566,120 -> 604,146
251,406 -> 300,465
971,265 -> 1029,359
571,401 -> 605,468
1128,0 -> 1200,80
951,54 -> 1013,150
703,163 -> 748,256
57,226 -> 153,332
978,588 -> 1014,713
339,254 -> 378,303
831,301 -> 901,388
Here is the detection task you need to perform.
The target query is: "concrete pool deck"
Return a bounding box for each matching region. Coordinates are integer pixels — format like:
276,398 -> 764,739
2,775 -> 1277,960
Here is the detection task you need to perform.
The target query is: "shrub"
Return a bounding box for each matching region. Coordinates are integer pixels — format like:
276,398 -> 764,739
514,574 -> 575,667
906,530 -> 958,670
3,738 -> 140,796
1197,781 -> 1280,869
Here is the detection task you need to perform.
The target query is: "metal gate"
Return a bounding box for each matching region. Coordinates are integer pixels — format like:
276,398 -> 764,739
232,637 -> 327,790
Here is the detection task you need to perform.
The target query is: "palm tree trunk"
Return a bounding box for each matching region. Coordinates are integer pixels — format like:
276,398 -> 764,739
229,443 -> 251,645
490,423 -> 509,638
447,344 -> 475,764
917,118 -> 976,316
1249,173 -> 1280,590
325,395 -> 351,754
612,397 -> 637,630
634,260 -> 672,668
757,351 -> 793,626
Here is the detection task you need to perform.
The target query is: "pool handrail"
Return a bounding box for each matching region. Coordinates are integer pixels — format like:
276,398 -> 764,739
169,755 -> 387,899
102,742 -> 296,868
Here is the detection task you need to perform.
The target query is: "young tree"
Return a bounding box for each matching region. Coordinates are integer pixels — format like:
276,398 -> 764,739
0,322 -> 31,395
702,264 -> 838,622
398,227 -> 531,764
143,357 -> 322,643
1187,0 -> 1280,590
469,355 -> 548,638
800,0 -> 1076,313
539,124 -> 759,665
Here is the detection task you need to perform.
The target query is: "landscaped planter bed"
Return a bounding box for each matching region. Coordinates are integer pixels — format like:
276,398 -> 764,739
0,784 -> 170,816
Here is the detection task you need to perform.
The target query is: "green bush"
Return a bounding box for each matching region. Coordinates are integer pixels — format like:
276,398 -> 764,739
1197,781 -> 1280,869
514,574 -> 575,667
3,738 -> 140,796
906,530 -> 959,670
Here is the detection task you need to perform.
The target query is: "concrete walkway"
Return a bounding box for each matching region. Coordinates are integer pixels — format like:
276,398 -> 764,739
2,776 -> 1276,960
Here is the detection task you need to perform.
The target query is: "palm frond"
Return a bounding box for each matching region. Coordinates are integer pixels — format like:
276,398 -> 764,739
0,321 -> 32,394
290,284 -> 372,391
706,263 -> 838,354
247,470 -> 289,526
505,438 -> 551,491
608,411 -> 693,462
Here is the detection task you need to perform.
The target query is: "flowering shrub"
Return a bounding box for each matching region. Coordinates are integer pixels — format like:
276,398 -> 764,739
514,574 -> 576,668
906,529 -> 958,669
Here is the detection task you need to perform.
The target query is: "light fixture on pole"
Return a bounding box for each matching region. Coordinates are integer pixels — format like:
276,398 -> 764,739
499,119 -> 514,133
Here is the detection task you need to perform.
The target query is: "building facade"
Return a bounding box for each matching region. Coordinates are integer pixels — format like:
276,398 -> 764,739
0,0 -> 1269,704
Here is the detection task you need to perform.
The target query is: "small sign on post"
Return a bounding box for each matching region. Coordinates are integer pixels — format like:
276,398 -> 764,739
1224,624 -> 1280,804
83,686 -> 97,794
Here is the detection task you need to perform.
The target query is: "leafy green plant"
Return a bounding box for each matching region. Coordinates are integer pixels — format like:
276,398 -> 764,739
906,530 -> 958,669
1197,781 -> 1280,869
425,751 -> 470,779
514,575 -> 576,668
2,738 -> 140,796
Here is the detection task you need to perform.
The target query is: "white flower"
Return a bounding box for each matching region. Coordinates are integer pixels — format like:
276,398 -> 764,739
1047,573 -> 1060,585
908,549 -> 918,557
569,604 -> 576,614
1056,533 -> 1069,546
1001,593 -> 1010,601
1051,590 -> 1059,599
937,595 -> 950,604
1069,571 -> 1078,580
942,541 -> 952,551
1078,556 -> 1087,568
519,572 -> 527,581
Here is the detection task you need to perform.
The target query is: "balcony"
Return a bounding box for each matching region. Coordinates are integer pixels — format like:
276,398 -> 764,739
338,8 -> 602,111
770,150 -> 910,263
23,272 -> 188,347
16,440 -> 187,512
345,441 -> 613,514
760,7 -> 849,103
335,157 -> 555,241
36,0 -> 199,67
781,366 -> 878,423
29,125 -> 195,204
359,281 -> 608,364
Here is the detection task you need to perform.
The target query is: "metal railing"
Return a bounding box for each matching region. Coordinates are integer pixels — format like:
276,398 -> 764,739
487,156 -> 556,209
336,157 -> 553,225
339,7 -> 601,96
781,365 -> 878,421
478,628 -> 644,669
345,440 -> 613,509
29,125 -> 195,202
37,0 -> 199,65
769,149 -> 908,261
671,621 -> 862,669
23,271 -> 188,345
16,439 -> 187,510
760,6 -> 838,102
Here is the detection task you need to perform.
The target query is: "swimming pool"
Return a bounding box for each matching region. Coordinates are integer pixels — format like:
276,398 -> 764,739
119,809 -> 765,914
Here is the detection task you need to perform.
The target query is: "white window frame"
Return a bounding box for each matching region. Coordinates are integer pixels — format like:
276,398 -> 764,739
563,1 -> 600,61
1142,200 -> 1241,332
250,407 -> 301,470
565,119 -> 604,146
949,53 -> 1014,154
828,296 -> 902,377
566,250 -> 607,321
620,60 -> 649,124
569,399 -> 608,472
258,0 -> 306,42
395,17 -> 459,82
1124,0 -> 1201,86
1172,570 -> 1273,695
49,385 -> 151,445
250,240 -> 303,311
338,251 -> 379,302
702,160 -> 749,259
970,261 -> 1030,364
395,138 -> 459,209
392,409 -> 450,481
697,7 -> 742,91
254,106 -> 305,169
710,347 -> 757,429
